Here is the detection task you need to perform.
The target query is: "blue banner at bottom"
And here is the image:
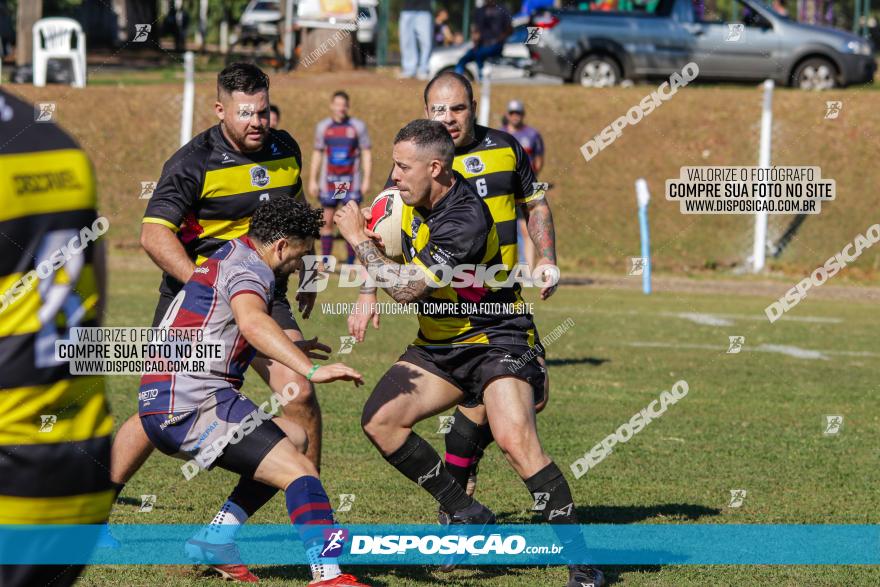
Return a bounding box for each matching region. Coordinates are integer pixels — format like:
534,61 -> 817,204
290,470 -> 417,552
1,524 -> 878,565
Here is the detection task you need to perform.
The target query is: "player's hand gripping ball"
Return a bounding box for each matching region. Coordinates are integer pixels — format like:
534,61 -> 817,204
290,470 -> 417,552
367,187 -> 405,262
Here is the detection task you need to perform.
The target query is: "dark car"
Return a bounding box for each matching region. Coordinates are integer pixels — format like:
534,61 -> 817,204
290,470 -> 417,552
529,0 -> 875,89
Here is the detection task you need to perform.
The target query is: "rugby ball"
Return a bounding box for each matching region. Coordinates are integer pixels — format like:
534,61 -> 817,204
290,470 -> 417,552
368,188 -> 404,262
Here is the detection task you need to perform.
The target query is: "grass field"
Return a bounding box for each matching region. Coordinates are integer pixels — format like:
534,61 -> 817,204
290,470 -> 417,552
77,253 -> 880,586
6,67 -> 877,585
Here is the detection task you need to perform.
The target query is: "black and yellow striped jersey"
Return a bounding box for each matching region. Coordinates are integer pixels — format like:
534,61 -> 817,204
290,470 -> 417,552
0,89 -> 113,524
452,125 -> 545,270
401,172 -> 536,347
144,124 -> 304,296
384,125 -> 544,270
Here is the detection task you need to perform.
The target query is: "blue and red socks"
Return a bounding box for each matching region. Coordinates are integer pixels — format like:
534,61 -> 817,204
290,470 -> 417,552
320,234 -> 334,257
285,475 -> 341,582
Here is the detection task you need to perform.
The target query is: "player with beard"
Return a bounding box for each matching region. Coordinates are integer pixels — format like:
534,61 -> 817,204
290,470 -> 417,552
107,63 -> 325,581
335,120 -> 602,587
348,72 -> 560,531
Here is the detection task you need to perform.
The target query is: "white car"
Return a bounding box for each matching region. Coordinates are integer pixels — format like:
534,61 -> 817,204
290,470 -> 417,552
428,17 -> 533,80
238,0 -> 377,56
239,0 -> 282,41
356,0 -> 378,48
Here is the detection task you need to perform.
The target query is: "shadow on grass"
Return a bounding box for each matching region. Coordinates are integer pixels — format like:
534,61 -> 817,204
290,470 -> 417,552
495,502 -> 719,525
576,503 -> 722,524
544,357 -> 610,367
114,496 -> 147,507
255,564 -> 546,585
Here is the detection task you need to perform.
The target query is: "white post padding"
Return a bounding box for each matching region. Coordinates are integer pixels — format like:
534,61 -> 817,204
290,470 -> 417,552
752,79 -> 774,273
180,51 -> 195,147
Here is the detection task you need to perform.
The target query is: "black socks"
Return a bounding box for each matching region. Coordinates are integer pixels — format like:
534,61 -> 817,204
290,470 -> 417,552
385,432 -> 474,514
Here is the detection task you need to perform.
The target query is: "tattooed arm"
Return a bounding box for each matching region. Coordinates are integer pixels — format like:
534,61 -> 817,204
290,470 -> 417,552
521,197 -> 559,300
334,201 -> 432,305
352,238 -> 432,304
522,198 -> 557,265
512,135 -> 558,299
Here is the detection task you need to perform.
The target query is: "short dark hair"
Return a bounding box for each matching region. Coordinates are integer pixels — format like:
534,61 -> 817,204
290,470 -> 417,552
249,196 -> 323,243
217,62 -> 270,99
269,104 -> 280,117
423,71 -> 473,107
332,90 -> 350,102
393,120 -> 454,168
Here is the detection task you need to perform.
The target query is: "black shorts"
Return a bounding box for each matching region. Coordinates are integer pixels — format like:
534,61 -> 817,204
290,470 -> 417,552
399,343 -> 546,408
0,564 -> 85,587
151,282 -> 300,331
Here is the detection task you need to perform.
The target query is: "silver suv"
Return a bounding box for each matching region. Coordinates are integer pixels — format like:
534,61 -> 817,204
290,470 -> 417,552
529,0 -> 875,89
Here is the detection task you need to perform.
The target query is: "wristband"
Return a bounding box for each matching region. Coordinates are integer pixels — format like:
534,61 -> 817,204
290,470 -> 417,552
306,365 -> 319,380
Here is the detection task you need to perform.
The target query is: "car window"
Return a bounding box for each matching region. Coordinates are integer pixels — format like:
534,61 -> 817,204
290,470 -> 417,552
697,0 -> 772,25
568,0 -> 669,15
254,1 -> 278,10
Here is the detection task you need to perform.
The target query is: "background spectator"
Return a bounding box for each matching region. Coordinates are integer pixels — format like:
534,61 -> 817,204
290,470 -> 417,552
773,0 -> 789,16
455,0 -> 513,80
502,99 -> 545,269
434,8 -> 455,47
399,0 -> 433,79
269,104 -> 281,129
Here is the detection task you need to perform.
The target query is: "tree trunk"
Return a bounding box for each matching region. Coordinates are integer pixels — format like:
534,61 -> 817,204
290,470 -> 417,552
298,27 -> 354,72
16,0 -> 42,66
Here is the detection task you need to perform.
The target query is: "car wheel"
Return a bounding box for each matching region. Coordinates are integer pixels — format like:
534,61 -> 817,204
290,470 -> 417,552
791,58 -> 837,90
574,55 -> 620,88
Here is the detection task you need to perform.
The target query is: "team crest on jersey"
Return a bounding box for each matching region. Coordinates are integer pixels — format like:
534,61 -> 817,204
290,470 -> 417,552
250,165 -> 270,187
346,127 -> 356,138
463,156 -> 485,174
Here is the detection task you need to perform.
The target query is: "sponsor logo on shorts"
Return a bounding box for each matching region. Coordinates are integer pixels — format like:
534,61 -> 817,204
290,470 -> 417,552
138,388 -> 159,402
159,411 -> 191,430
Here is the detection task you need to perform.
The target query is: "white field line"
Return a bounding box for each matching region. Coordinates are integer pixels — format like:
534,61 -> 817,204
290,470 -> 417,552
625,341 -> 880,360
539,306 -> 844,324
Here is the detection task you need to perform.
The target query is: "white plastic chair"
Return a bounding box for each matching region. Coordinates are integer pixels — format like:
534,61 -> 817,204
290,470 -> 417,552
33,17 -> 86,88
